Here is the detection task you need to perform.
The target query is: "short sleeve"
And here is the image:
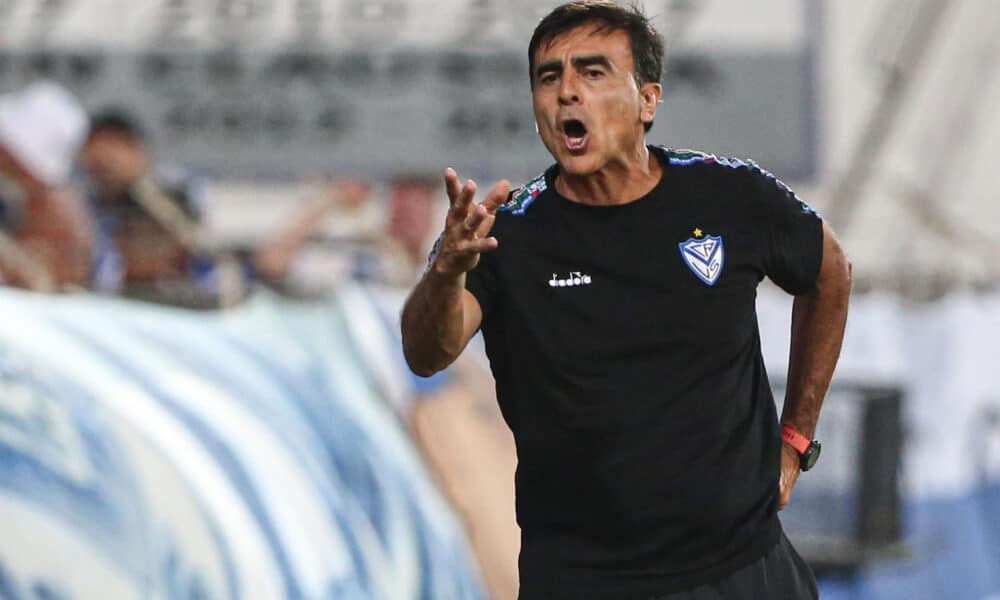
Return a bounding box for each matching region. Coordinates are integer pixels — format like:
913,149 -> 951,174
424,233 -> 498,317
748,165 -> 823,295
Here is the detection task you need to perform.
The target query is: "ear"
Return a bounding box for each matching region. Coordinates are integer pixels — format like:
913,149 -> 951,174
639,82 -> 662,126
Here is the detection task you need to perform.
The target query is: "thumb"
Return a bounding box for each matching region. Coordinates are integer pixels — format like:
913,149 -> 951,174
481,179 -> 511,213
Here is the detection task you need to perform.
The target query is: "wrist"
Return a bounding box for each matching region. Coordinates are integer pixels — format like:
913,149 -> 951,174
429,259 -> 463,280
781,424 -> 811,454
425,260 -> 468,294
781,424 -> 822,472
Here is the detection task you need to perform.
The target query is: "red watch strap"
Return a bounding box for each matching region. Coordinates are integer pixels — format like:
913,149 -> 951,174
781,425 -> 811,455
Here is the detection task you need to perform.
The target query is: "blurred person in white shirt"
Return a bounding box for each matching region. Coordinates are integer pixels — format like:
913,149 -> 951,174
0,80 -> 92,291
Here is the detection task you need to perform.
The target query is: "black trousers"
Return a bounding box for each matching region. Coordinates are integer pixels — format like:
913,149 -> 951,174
649,533 -> 819,600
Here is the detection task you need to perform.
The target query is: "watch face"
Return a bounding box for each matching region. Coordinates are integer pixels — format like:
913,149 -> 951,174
801,441 -> 821,471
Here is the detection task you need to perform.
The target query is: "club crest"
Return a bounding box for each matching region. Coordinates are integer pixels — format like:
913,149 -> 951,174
678,233 -> 725,286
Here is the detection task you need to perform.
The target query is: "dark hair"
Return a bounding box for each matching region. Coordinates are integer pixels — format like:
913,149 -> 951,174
87,108 -> 147,143
529,1 -> 664,87
528,2 -> 664,131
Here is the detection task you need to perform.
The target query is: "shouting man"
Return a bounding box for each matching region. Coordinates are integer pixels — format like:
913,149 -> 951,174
402,2 -> 851,598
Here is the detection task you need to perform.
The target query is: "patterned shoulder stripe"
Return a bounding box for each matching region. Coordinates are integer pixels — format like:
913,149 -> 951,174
664,147 -> 749,168
666,148 -> 713,165
499,172 -> 547,216
662,146 -> 819,216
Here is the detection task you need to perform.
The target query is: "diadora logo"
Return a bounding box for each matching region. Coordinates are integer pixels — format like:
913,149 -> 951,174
678,228 -> 725,286
548,271 -> 592,288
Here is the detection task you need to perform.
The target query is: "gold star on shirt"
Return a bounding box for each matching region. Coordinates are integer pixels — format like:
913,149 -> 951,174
693,228 -> 703,238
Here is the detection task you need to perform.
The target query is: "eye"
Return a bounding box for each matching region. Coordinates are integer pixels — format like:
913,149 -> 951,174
584,69 -> 604,79
538,72 -> 558,85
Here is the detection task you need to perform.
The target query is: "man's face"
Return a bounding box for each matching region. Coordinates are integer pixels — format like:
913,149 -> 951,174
81,130 -> 148,198
531,23 -> 660,176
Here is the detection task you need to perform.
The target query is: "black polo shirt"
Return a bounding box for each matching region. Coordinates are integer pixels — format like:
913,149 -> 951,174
464,146 -> 823,598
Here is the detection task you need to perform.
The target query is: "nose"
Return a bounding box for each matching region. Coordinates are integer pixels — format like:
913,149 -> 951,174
558,71 -> 580,105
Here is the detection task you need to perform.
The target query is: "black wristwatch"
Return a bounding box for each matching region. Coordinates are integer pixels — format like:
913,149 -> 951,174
782,425 -> 822,472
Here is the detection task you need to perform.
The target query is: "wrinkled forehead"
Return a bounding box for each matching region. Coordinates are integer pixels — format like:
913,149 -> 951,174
533,21 -> 634,65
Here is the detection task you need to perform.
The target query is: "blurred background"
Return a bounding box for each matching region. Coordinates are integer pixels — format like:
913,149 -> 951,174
0,0 -> 998,598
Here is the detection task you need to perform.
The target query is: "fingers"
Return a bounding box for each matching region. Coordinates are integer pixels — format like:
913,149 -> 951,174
482,179 -> 511,212
777,445 -> 799,510
465,203 -> 490,233
468,179 -> 510,238
455,236 -> 499,255
446,169 -> 509,211
778,472 -> 790,510
444,170 -> 510,240
444,168 -> 461,203
433,169 -> 505,277
444,168 -> 476,215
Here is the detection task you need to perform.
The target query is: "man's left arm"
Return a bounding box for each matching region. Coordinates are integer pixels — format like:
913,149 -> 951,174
778,220 -> 852,509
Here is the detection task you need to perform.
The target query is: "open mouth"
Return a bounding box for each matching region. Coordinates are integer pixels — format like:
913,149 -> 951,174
561,119 -> 589,152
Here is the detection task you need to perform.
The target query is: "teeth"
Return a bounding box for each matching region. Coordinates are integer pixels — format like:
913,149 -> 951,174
566,133 -> 586,150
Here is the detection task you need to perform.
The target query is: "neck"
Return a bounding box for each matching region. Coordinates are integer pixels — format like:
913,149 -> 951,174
555,144 -> 662,206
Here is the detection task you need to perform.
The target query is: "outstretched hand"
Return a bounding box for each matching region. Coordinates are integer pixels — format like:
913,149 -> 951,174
778,443 -> 800,510
430,168 -> 510,277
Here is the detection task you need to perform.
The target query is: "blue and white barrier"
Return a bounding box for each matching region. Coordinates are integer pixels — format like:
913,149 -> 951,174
0,286 -> 484,600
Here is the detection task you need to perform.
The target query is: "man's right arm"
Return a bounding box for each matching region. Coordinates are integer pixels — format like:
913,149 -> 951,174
401,169 -> 509,377
401,271 -> 483,377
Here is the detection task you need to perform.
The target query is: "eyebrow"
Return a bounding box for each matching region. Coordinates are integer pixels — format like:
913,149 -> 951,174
572,55 -> 613,71
534,54 -> 614,79
535,59 -> 563,79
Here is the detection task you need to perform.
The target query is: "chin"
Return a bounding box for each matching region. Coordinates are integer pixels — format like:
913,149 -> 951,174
557,153 -> 603,177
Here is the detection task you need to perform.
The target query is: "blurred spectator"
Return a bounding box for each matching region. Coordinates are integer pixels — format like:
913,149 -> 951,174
386,174 -> 441,272
80,109 -> 214,299
252,174 -> 441,293
0,80 -> 92,292
251,179 -> 372,285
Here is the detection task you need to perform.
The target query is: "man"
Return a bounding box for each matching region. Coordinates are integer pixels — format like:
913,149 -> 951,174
401,2 -> 851,598
80,109 -> 205,295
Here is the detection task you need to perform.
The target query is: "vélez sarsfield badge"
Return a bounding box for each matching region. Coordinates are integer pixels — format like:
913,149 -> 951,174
679,231 -> 724,286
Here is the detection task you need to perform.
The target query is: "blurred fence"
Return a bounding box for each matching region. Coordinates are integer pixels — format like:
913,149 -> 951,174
0,285 -> 484,600
758,288 -> 1000,599
0,0 -> 816,181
